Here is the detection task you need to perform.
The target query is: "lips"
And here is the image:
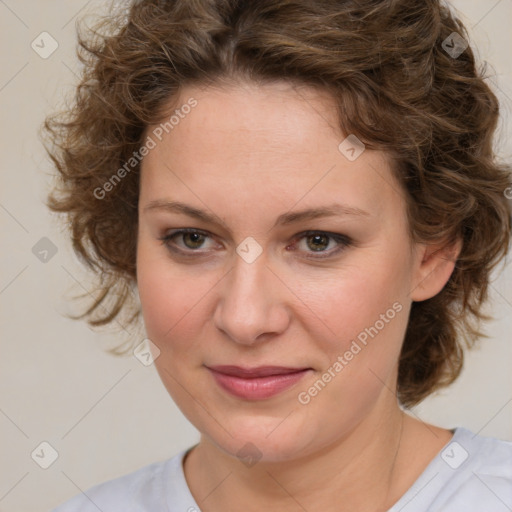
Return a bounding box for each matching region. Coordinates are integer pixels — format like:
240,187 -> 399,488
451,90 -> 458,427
208,365 -> 310,378
206,365 -> 312,400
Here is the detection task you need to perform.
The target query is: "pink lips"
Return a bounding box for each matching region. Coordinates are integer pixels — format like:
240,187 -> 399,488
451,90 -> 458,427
206,365 -> 311,400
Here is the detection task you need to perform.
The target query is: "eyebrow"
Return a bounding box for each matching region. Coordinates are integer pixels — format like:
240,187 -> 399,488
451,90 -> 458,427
143,200 -> 370,228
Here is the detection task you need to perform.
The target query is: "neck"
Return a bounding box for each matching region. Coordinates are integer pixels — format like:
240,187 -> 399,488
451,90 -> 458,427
183,402 -> 436,512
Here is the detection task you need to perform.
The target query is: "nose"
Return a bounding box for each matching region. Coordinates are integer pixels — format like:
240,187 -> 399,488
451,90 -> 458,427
213,252 -> 291,346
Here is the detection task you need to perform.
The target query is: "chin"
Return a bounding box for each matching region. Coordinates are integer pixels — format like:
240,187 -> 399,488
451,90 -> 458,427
202,412 -> 323,464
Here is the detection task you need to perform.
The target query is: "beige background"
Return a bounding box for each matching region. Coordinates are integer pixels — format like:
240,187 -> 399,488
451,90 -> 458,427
0,1 -> 511,511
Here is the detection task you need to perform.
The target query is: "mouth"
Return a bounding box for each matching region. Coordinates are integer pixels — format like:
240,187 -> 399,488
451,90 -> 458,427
205,365 -> 312,400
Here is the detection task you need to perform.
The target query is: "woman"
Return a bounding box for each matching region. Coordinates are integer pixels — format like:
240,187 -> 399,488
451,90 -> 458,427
46,0 -> 512,510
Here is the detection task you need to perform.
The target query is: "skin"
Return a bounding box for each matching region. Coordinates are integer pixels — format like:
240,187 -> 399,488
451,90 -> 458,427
136,80 -> 460,511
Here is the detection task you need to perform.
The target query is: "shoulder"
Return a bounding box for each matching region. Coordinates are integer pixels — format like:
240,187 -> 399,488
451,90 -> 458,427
50,449 -> 193,512
449,427 -> 512,479
392,427 -> 512,512
442,428 -> 512,507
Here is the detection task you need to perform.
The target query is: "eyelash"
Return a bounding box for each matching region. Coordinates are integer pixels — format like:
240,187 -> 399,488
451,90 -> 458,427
158,228 -> 352,260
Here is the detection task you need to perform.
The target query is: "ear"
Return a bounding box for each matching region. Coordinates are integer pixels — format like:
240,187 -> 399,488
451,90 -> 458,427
409,237 -> 462,302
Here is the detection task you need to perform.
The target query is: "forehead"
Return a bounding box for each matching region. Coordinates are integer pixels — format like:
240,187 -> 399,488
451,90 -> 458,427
140,81 -> 402,221
150,81 -> 342,163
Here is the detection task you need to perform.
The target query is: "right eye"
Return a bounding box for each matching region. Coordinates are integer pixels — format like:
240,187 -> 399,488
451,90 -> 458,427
158,228 -> 220,255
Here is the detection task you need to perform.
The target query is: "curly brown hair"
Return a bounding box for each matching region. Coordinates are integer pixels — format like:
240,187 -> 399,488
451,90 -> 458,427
44,0 -> 511,407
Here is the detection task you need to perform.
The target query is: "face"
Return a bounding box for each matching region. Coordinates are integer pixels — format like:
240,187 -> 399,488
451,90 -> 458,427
136,81 -> 424,462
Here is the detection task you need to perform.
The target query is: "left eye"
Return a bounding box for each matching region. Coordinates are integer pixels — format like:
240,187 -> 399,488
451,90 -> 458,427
299,233 -> 336,252
289,231 -> 351,258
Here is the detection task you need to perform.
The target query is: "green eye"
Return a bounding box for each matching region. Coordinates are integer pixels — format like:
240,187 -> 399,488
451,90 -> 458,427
159,229 -> 215,253
181,232 -> 207,249
305,234 -> 331,251
292,231 -> 352,258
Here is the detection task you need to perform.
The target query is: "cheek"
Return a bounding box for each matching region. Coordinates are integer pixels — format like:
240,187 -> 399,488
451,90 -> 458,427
136,242 -> 219,435
292,265 -> 409,439
305,259 -> 408,346
298,253 -> 412,403
138,273 -> 204,350
136,238 -> 222,356
137,239 -> 192,344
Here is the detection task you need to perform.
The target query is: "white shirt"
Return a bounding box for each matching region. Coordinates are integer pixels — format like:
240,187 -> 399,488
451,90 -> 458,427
51,427 -> 512,511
